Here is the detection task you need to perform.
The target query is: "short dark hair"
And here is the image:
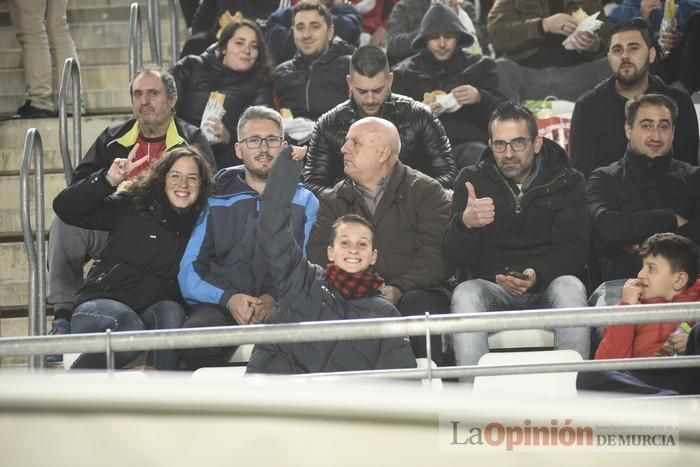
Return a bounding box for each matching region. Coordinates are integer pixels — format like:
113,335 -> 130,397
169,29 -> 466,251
610,18 -> 654,49
130,64 -> 177,101
624,93 -> 678,127
216,19 -> 275,82
350,45 -> 389,77
293,0 -> 332,27
329,214 -> 375,246
488,102 -> 538,140
639,233 -> 699,289
126,146 -> 215,215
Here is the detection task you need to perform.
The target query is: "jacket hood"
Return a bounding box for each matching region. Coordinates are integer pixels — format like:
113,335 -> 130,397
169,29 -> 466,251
212,164 -> 256,197
411,3 -> 474,51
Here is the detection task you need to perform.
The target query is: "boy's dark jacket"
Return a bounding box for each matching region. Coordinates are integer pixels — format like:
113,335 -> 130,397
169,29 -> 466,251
247,148 -> 416,374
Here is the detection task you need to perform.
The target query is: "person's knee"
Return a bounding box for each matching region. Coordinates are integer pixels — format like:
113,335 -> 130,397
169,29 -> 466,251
547,275 -> 586,303
451,279 -> 491,313
72,300 -> 143,333
148,300 -> 186,328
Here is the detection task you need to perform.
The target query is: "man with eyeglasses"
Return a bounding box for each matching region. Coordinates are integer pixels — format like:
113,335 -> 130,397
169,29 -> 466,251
444,102 -> 591,382
177,106 -> 318,370
587,93 -> 700,287
273,1 -> 356,122
45,65 -> 215,362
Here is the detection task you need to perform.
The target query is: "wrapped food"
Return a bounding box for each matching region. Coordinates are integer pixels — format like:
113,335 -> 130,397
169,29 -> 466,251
201,91 -> 226,143
562,11 -> 604,50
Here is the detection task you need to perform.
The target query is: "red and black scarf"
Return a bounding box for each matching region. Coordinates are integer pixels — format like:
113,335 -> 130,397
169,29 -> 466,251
325,264 -> 384,300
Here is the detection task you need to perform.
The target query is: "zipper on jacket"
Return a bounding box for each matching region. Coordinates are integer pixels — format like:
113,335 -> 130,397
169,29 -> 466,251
304,63 -> 314,113
492,165 -> 523,215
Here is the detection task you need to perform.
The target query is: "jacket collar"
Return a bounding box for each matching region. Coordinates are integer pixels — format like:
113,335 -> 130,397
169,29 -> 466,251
621,146 -> 674,174
113,118 -> 184,150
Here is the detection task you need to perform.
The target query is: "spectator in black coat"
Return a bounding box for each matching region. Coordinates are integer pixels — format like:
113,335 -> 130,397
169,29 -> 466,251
392,3 -> 504,169
274,1 -> 356,121
180,0 -> 280,57
588,94 -> 700,283
304,45 -> 456,196
172,19 -> 275,168
53,147 -> 215,370
570,19 -> 699,179
265,0 -> 361,64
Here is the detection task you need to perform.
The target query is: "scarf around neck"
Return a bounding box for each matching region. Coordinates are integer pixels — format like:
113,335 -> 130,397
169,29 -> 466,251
324,264 -> 384,300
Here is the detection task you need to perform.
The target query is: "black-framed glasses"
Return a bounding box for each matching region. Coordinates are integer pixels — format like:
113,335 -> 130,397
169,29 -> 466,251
489,137 -> 531,153
166,171 -> 201,186
239,136 -> 284,149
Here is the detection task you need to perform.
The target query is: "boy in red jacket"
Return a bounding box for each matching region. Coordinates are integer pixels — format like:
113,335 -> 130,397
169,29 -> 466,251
579,233 -> 700,395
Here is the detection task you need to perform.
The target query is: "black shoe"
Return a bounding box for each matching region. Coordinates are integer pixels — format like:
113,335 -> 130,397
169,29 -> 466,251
15,100 -> 57,118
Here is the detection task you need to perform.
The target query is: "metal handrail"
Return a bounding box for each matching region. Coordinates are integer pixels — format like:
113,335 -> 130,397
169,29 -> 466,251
58,58 -> 82,185
167,0 -> 180,64
147,0 -> 162,66
19,129 -> 46,370
128,2 -> 143,80
2,302 -> 700,359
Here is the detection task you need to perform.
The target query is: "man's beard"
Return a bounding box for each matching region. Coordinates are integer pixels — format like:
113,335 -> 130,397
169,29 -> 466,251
615,60 -> 650,87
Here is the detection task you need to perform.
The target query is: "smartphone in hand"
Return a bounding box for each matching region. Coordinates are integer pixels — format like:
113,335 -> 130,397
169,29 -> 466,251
505,269 -> 529,280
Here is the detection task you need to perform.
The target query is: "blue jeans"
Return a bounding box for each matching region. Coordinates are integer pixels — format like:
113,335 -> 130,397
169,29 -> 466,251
451,276 -> 590,378
70,299 -> 186,370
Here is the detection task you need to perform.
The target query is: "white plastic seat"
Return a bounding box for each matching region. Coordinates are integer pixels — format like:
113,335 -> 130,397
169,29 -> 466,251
473,349 -> 583,397
415,358 -> 443,389
487,329 -> 554,349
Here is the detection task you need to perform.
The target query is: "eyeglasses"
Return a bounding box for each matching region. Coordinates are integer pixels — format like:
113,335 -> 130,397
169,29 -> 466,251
166,171 -> 201,186
489,137 -> 531,153
239,136 -> 284,149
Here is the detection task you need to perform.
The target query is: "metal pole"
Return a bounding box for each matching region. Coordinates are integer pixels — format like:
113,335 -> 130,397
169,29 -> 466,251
424,312 -> 432,383
3,303 -> 700,358
19,129 -> 46,370
148,0 -> 162,66
58,58 -> 83,185
105,329 -> 115,373
128,3 -> 143,81
167,0 -> 180,64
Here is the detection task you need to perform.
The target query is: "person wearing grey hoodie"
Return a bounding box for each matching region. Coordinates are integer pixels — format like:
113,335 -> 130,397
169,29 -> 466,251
392,3 -> 504,169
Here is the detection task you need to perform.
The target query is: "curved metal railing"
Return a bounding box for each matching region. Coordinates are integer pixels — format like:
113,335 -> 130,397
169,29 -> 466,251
19,129 -> 46,370
128,2 -> 143,80
58,58 -> 83,185
147,0 -> 162,66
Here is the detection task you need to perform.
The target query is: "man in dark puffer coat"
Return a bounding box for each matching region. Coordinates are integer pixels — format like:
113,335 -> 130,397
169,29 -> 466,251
304,45 -> 456,197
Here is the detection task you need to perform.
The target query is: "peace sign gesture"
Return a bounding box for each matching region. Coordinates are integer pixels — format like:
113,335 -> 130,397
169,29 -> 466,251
105,143 -> 149,187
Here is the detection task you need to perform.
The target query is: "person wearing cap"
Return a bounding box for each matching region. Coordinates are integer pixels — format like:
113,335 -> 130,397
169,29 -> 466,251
392,2 -> 504,169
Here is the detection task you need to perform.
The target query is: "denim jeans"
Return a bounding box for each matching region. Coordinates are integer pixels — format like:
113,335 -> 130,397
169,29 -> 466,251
70,299 -> 186,370
451,276 -> 590,380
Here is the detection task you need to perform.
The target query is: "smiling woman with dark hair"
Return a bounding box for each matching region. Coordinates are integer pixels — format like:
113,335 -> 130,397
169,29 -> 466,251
171,19 -> 275,168
53,146 -> 214,370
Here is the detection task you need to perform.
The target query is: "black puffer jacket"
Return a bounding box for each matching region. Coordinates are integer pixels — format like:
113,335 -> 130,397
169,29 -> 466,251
247,149 -> 416,374
191,0 -> 279,35
393,50 -> 503,144
443,139 -> 590,292
171,47 -> 273,168
304,93 -> 456,196
588,150 -> 700,281
54,170 -> 201,311
274,37 -> 355,120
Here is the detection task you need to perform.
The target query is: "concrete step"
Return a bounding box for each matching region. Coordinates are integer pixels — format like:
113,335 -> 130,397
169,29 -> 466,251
0,316 -> 55,367
0,172 -> 62,235
0,115 -> 131,173
0,19 -> 181,50
0,44 -> 164,69
0,242 -> 47,309
0,89 -> 132,118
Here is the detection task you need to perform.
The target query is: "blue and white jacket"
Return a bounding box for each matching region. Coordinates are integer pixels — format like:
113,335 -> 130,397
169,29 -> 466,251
178,164 -> 318,307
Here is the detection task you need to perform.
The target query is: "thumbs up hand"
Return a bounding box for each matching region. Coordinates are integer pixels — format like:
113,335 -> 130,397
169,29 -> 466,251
462,181 -> 495,229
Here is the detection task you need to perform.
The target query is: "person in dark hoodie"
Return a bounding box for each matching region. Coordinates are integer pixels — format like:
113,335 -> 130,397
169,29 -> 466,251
171,19 -> 275,169
273,1 -> 356,122
444,102 -> 591,382
570,19 -> 698,179
246,144 -> 416,375
392,2 -> 504,169
177,106 -> 318,370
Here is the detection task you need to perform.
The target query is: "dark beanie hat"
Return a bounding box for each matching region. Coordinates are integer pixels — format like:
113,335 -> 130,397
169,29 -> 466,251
410,3 -> 475,51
